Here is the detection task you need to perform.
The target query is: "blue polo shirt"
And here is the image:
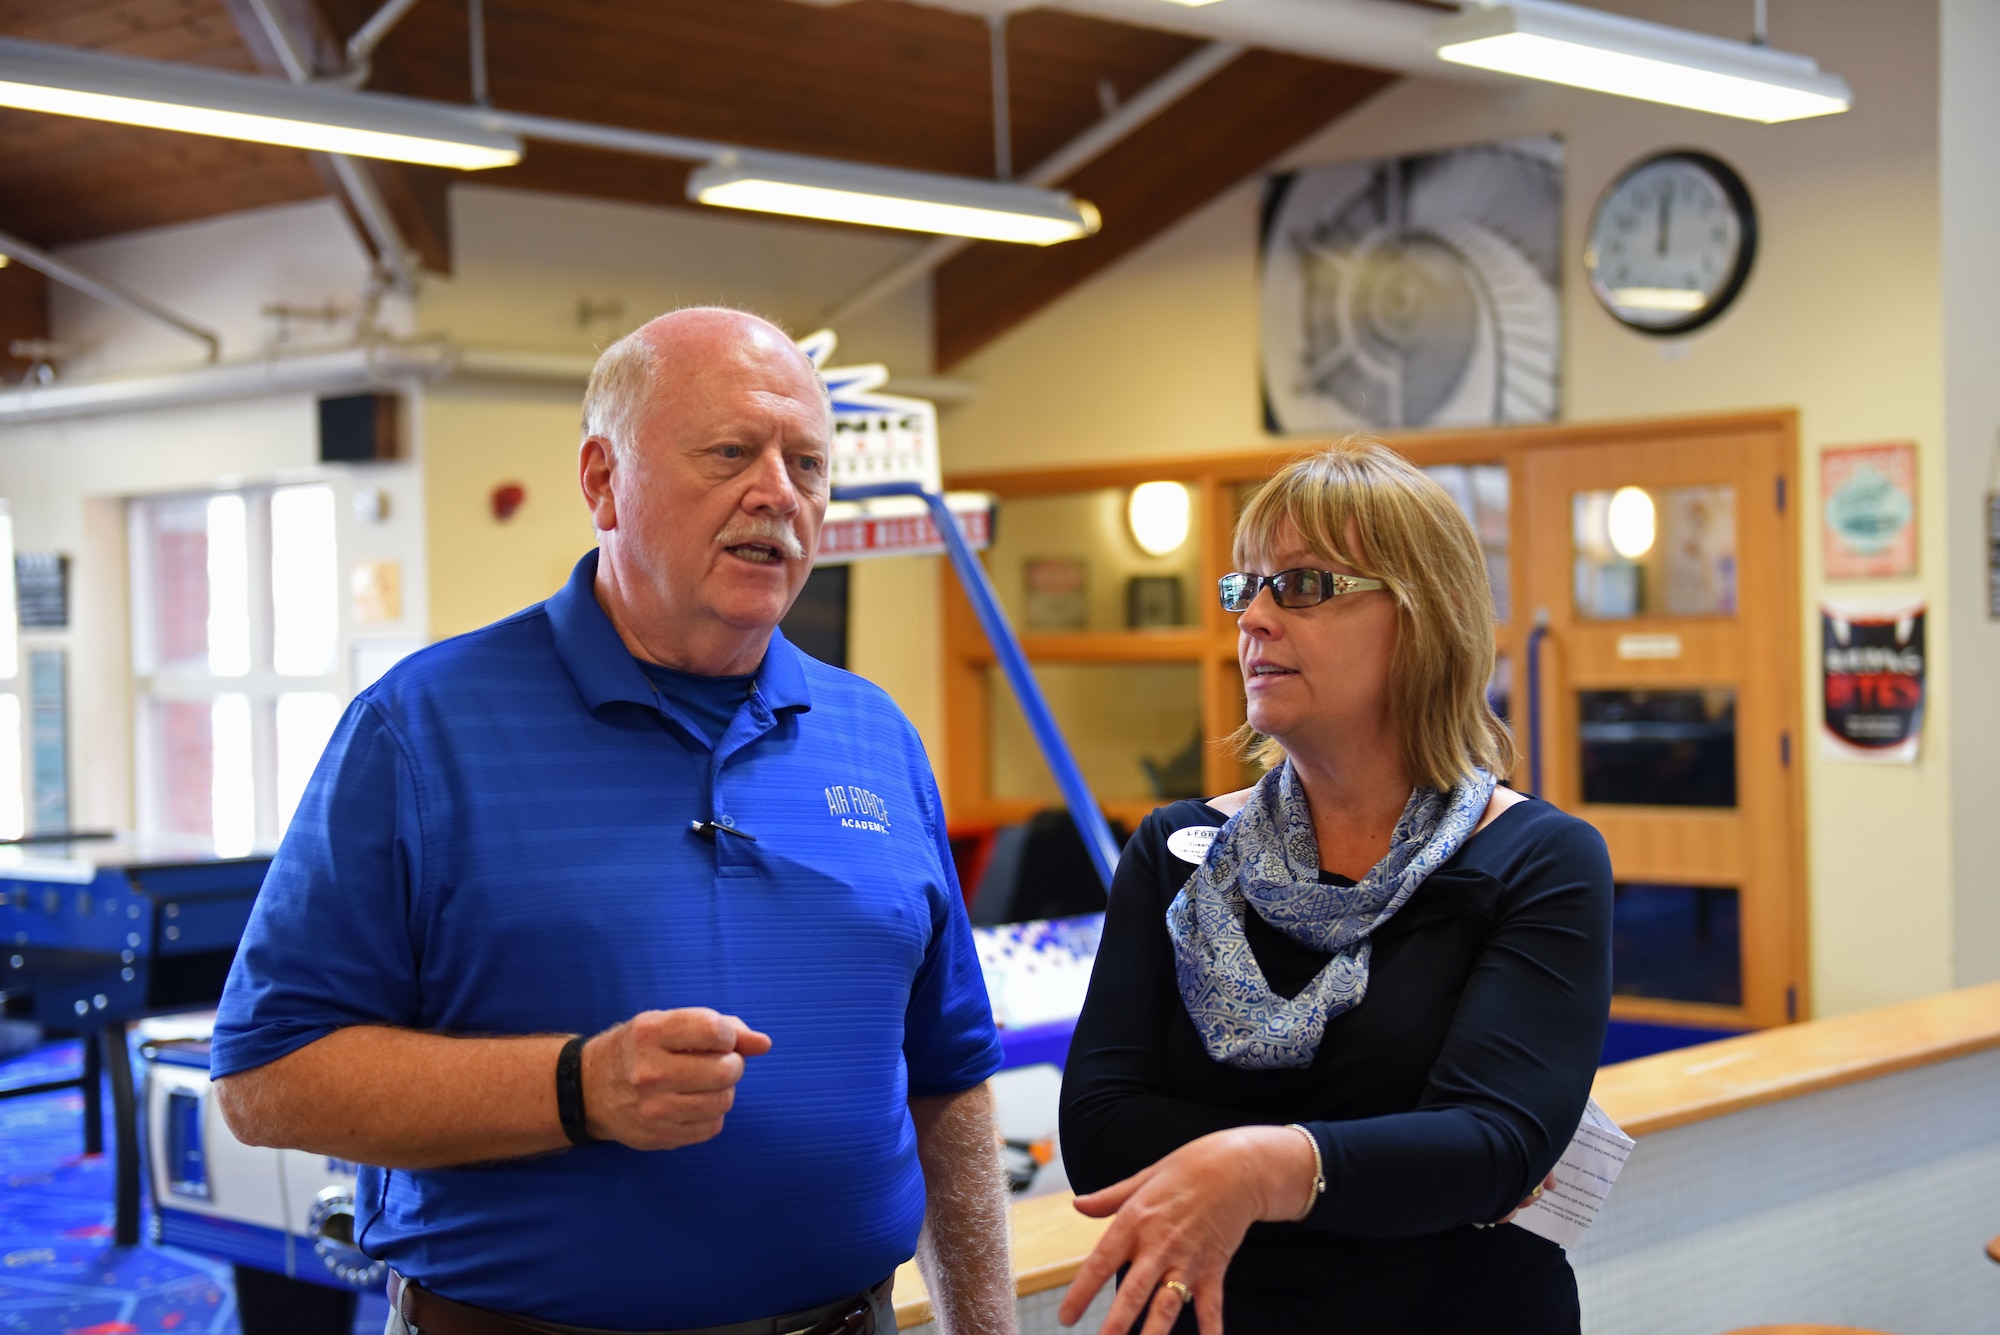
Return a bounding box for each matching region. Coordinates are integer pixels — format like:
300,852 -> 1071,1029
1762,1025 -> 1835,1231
210,550 -> 1002,1329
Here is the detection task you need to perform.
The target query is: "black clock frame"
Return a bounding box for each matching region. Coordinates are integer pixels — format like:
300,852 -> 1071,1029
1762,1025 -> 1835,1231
1586,148 -> 1759,338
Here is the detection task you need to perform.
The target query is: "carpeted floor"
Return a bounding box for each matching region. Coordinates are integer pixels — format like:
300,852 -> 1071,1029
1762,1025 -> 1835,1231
0,1039 -> 385,1335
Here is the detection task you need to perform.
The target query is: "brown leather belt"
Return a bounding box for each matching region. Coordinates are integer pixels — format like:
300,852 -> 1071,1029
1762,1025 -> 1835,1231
387,1270 -> 888,1335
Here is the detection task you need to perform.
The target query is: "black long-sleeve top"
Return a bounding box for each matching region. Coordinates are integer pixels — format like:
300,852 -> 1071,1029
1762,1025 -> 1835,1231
1059,795 -> 1613,1301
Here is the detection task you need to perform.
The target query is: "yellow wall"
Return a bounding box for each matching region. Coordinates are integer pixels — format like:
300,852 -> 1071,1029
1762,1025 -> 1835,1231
935,0 -> 1948,1018
424,386 -> 597,641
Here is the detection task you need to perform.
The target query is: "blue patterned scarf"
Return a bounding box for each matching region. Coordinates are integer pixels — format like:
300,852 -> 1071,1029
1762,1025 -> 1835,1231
1167,759 -> 1497,1070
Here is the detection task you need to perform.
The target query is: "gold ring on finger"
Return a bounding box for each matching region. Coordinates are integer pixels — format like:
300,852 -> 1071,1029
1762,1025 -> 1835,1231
1163,1279 -> 1193,1306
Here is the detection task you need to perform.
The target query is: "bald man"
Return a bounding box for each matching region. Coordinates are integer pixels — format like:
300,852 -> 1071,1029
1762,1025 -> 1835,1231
211,309 -> 1015,1335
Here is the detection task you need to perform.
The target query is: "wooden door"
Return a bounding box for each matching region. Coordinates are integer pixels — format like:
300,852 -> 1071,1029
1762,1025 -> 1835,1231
1518,422 -> 1804,1029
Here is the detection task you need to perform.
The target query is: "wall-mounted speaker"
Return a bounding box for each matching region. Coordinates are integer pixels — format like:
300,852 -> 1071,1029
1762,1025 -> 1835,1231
318,393 -> 401,463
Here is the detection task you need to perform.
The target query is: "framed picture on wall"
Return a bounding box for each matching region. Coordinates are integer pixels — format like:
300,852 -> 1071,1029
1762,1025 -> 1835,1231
1821,442 -> 1916,578
1024,557 -> 1089,630
1126,575 -> 1184,629
1260,135 -> 1562,433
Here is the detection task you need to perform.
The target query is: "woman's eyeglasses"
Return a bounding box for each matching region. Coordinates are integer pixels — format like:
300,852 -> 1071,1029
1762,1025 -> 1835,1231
1217,569 -> 1386,612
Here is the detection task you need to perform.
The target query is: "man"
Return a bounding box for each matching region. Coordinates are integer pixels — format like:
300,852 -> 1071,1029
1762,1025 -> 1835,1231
211,308 -> 1017,1335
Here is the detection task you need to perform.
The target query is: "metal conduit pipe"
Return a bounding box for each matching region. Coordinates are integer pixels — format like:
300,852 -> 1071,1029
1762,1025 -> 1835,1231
900,0 -> 1481,81
0,342 -> 456,425
0,228 -> 221,364
243,0 -> 420,293
820,38 -> 1246,328
0,341 -> 976,425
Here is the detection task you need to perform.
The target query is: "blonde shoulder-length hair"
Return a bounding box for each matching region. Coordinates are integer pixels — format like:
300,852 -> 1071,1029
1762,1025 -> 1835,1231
1233,437 -> 1516,792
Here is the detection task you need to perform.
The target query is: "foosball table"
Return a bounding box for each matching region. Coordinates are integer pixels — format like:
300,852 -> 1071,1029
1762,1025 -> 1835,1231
0,835 -> 271,1244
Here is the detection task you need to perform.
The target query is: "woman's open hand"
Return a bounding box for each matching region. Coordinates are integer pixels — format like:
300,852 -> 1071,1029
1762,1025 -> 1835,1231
1058,1125 -> 1317,1335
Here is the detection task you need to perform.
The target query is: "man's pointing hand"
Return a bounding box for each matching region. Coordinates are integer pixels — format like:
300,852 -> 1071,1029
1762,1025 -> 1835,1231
582,1008 -> 772,1151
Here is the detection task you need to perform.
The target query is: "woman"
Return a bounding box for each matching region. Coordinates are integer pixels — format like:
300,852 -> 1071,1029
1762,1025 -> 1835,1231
1057,439 -> 1612,1335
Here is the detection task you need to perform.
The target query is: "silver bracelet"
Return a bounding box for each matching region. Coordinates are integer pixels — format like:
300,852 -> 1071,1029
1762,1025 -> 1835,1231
1282,1123 -> 1326,1221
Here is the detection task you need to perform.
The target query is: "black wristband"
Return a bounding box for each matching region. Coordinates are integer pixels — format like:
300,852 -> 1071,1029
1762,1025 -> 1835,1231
555,1035 -> 596,1147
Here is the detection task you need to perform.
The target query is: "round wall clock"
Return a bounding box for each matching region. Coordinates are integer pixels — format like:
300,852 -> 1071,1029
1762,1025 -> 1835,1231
1584,150 -> 1757,336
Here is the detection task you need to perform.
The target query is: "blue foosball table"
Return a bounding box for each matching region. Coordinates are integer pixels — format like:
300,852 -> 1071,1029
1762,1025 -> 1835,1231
0,835 -> 271,1245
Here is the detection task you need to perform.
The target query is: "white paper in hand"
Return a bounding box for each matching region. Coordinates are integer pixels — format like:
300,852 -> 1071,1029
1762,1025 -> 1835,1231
1509,1098 -> 1635,1249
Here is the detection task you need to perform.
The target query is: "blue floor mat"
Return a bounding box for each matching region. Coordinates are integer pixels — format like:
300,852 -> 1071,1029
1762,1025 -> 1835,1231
0,1041 -> 386,1335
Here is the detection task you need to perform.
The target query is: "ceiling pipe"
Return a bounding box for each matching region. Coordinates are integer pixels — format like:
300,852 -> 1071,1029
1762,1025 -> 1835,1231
821,38 -> 1245,327
0,340 -> 974,425
344,0 -> 426,85
0,228 -> 221,364
243,0 -> 421,293
902,0 -> 1484,81
0,341 -> 452,424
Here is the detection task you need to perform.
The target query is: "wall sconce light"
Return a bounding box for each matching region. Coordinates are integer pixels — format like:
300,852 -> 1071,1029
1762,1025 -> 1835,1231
1128,481 -> 1191,557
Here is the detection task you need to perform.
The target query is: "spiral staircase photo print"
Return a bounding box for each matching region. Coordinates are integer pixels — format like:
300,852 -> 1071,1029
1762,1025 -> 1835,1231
1261,136 -> 1562,434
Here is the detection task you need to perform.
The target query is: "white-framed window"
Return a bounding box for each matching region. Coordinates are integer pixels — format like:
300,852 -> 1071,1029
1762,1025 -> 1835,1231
130,486 -> 344,855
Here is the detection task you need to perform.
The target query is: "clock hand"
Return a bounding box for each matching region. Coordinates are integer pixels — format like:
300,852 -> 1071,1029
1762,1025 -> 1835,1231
1658,187 -> 1672,256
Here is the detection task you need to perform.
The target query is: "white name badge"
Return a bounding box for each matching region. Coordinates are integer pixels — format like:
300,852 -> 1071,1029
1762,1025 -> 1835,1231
1167,825 -> 1219,864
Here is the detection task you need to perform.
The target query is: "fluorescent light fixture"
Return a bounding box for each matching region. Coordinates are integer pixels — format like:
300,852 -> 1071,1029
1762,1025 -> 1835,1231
1432,2 -> 1851,123
0,36 -> 522,169
1155,0 -> 1228,6
688,153 -> 1101,245
1609,287 -> 1706,312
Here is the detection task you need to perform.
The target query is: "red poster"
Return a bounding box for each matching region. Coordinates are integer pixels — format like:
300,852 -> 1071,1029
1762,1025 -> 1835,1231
1820,601 -> 1924,763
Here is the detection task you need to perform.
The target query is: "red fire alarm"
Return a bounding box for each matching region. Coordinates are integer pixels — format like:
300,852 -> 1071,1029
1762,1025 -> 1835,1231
490,481 -> 526,521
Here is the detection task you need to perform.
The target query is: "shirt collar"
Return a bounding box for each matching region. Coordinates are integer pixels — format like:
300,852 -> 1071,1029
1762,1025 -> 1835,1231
546,549 -> 814,717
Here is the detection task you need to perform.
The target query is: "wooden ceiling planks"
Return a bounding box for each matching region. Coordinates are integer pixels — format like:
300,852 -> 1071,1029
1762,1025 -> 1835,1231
352,0 -> 1205,181
932,51 -> 1396,370
0,0 -> 325,247
0,0 -> 1400,364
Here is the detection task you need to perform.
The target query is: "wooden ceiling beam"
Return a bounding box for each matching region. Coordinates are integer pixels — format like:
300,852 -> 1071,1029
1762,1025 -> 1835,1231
933,52 -> 1396,370
215,0 -> 452,273
0,262 -> 51,381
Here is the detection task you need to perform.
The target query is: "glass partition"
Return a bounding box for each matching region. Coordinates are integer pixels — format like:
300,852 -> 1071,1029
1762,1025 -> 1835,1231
1578,688 -> 1737,808
985,487 -> 1205,634
1425,463 -> 1511,622
1573,483 -> 1736,620
988,662 -> 1204,803
1612,882 -> 1742,1006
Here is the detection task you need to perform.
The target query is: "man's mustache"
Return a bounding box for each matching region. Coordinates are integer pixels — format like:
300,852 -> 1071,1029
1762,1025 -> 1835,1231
716,516 -> 806,561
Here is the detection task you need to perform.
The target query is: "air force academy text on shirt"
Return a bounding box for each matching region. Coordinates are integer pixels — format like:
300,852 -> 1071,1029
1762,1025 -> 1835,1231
824,783 -> 891,832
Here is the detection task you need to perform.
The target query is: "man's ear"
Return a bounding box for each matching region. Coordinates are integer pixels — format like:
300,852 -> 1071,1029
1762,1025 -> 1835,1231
580,436 -> 618,531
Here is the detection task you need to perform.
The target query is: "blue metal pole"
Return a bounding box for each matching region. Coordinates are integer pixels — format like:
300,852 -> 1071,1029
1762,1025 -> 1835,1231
833,482 -> 1121,890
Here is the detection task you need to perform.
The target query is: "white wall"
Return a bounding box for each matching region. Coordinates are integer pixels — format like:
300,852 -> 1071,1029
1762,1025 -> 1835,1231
48,198 -> 412,378
1940,0 -> 2000,988
940,0 -> 1956,1017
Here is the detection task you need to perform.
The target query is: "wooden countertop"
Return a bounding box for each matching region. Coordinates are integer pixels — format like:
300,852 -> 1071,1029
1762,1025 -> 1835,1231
892,1190 -> 1110,1328
895,981 -> 2000,1323
1591,980 -> 2000,1137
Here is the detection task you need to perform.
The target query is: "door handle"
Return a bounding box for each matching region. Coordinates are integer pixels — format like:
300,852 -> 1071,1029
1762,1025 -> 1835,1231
1525,607 -> 1550,799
